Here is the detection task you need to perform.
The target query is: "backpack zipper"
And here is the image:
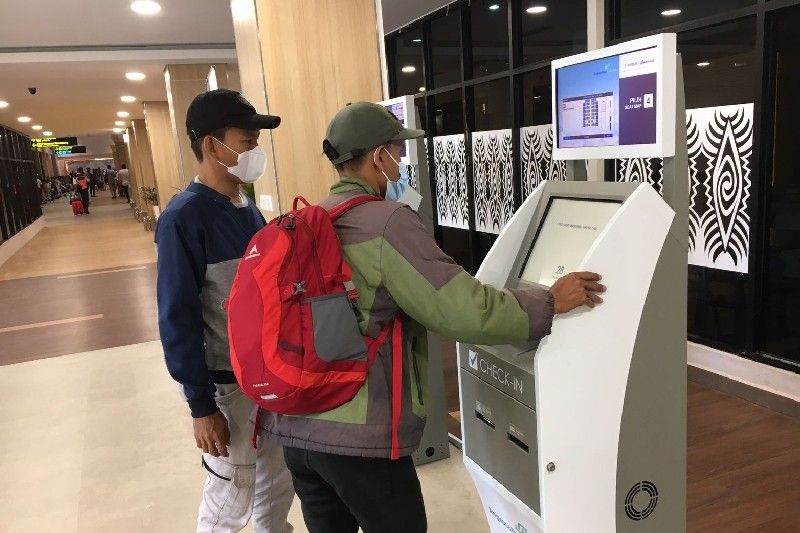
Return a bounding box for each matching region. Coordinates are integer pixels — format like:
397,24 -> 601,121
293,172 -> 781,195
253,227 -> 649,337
410,336 -> 424,406
294,216 -> 325,290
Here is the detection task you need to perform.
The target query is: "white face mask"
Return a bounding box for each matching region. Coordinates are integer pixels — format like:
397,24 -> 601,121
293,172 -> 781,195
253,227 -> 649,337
214,139 -> 267,184
373,146 -> 422,211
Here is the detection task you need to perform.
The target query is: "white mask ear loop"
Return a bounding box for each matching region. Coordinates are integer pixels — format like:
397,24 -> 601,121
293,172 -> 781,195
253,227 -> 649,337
373,146 -> 400,181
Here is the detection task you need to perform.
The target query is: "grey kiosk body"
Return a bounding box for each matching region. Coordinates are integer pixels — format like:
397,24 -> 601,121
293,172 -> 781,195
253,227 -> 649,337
458,40 -> 688,533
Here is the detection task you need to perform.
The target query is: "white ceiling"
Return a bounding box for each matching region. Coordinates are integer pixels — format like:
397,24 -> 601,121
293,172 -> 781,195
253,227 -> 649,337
0,0 -> 236,138
0,0 -> 234,48
381,0 -> 454,34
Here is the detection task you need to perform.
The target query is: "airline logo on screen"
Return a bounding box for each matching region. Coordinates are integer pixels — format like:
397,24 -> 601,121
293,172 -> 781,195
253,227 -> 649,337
468,350 -> 523,395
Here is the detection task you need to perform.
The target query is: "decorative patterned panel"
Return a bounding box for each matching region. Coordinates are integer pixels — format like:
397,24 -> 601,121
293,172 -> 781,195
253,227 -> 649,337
617,158 -> 663,195
616,103 -> 753,273
433,134 -> 469,230
687,103 -> 753,273
473,129 -> 514,234
520,125 -> 568,199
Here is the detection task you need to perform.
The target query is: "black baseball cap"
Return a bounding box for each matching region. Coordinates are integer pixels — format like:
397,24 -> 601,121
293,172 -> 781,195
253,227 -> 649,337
186,89 -> 281,143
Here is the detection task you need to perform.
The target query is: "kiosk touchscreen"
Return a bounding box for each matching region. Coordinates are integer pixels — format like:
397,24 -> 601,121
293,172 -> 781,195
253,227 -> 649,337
458,33 -> 687,533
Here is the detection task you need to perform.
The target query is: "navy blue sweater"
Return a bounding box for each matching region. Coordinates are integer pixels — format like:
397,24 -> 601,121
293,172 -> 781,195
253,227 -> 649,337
155,181 -> 265,418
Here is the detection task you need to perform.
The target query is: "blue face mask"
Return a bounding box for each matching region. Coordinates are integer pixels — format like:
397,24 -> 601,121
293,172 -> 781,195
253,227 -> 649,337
375,146 -> 422,211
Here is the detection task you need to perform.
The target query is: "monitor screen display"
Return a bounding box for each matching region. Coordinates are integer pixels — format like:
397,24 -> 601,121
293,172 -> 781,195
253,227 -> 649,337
556,46 -> 658,150
519,198 -> 621,287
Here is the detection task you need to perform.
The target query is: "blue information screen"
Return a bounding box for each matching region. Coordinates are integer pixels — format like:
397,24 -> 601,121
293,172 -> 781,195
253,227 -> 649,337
556,47 -> 658,149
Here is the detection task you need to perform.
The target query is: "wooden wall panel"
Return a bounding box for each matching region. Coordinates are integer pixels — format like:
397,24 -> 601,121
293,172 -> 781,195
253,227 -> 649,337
254,0 -> 384,208
142,102 -> 182,211
231,0 -> 282,218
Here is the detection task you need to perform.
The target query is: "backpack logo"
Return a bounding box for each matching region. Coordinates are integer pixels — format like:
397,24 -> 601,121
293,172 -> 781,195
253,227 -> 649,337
245,244 -> 260,260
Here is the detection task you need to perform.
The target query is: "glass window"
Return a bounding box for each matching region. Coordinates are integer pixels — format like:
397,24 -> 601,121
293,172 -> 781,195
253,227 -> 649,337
761,5 -> 800,366
472,78 -> 512,131
680,18 -> 757,350
678,18 -> 757,109
392,27 -> 426,97
521,67 -> 552,126
519,1 -> 586,66
470,0 -> 510,78
617,0 -> 756,38
433,90 -> 464,136
430,10 -> 462,88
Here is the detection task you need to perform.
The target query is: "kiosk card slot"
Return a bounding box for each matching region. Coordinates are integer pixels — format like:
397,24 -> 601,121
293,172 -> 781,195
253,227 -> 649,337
476,410 -> 496,429
508,431 -> 530,453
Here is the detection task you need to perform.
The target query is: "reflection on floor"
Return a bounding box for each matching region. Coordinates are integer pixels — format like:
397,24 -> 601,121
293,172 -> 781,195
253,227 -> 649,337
0,193 -> 155,281
0,341 -> 489,533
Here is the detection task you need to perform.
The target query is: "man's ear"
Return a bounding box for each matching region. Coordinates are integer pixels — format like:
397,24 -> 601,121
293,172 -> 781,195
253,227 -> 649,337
203,136 -> 218,161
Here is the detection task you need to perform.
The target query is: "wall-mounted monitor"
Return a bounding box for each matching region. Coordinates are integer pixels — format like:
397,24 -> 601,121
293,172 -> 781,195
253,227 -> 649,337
551,33 -> 676,160
378,95 -> 419,166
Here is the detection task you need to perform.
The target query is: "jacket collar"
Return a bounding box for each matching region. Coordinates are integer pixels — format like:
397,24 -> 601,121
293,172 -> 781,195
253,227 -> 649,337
330,176 -> 381,198
187,180 -> 234,204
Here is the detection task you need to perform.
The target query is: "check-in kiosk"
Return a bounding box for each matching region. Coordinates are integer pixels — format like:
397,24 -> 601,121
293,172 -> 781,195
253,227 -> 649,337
458,34 -> 687,533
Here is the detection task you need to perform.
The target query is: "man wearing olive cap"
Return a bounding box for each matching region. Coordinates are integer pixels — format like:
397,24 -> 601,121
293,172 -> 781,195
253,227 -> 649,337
258,102 -> 604,533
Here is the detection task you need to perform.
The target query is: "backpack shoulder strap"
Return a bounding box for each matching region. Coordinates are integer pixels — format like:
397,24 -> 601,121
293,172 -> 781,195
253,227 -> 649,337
327,195 -> 381,222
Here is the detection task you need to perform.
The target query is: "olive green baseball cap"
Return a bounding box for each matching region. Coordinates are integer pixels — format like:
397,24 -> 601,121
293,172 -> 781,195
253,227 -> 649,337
323,101 -> 425,165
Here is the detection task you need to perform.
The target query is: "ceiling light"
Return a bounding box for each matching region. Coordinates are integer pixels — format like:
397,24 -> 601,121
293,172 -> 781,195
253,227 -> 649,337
534,95 -> 542,99
32,125 -> 43,131
697,61 -> 711,67
661,9 -> 681,16
112,128 -> 124,133
0,100 -> 8,109
125,72 -> 146,81
115,121 -> 126,126
117,111 -> 130,118
17,116 -> 31,123
120,95 -> 137,103
412,38 -> 421,43
489,4 -> 500,10
401,65 -> 416,73
43,131 -> 53,136
526,6 -> 547,14
130,1 -> 161,16
419,86 -> 426,92
733,61 -> 746,67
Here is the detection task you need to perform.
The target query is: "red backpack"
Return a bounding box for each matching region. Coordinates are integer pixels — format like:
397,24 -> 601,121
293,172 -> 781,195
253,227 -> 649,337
227,196 -> 404,459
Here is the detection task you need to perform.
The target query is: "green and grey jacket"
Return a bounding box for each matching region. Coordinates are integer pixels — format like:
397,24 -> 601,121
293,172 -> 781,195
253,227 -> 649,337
259,177 -> 554,458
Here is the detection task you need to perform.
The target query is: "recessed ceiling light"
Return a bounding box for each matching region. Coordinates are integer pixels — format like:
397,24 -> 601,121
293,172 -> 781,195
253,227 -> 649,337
661,9 -> 682,16
112,128 -> 124,133
130,1 -> 161,16
32,125 -> 43,131
526,6 -> 547,14
534,95 -> 542,99
125,71 -> 146,81
43,131 -> 53,136
697,61 -> 711,67
401,65 -> 416,73
115,120 -> 126,126
117,111 -> 130,118
412,38 -> 421,43
419,86 -> 426,92
17,116 -> 31,123
0,100 -> 8,109
733,61 -> 746,67
489,4 -> 500,10
120,95 -> 137,103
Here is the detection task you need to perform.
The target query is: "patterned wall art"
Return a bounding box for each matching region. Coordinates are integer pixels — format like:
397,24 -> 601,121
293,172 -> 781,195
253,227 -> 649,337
616,103 -> 753,273
472,129 -> 515,234
520,125 -> 568,199
433,134 -> 469,230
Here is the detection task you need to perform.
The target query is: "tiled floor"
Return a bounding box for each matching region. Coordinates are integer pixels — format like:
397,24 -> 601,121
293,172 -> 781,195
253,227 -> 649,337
0,341 -> 488,533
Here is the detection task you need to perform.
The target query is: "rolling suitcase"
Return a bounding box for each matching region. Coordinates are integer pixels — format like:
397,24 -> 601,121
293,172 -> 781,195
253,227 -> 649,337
71,199 -> 84,215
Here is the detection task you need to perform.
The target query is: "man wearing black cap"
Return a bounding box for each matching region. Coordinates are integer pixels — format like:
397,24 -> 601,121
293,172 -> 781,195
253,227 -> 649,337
156,89 -> 294,533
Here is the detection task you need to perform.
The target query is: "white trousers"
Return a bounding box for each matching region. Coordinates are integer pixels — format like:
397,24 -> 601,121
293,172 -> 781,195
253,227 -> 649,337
197,384 -> 295,533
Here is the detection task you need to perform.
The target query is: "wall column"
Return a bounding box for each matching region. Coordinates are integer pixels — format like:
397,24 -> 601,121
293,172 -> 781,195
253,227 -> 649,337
142,101 -> 182,212
230,0 -> 384,213
586,0 -> 606,182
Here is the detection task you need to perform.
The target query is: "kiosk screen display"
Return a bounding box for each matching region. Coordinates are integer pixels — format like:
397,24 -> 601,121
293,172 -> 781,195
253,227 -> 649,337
520,198 -> 621,287
556,46 -> 658,149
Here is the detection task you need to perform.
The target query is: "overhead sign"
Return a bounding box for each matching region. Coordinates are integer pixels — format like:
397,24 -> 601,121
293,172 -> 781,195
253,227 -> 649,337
54,146 -> 87,155
31,136 -> 79,149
